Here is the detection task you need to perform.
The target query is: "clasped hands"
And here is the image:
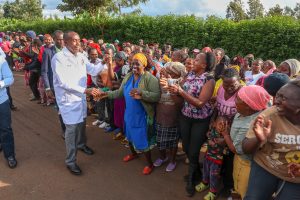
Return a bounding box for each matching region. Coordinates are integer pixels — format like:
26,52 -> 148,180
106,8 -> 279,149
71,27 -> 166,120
85,88 -> 107,101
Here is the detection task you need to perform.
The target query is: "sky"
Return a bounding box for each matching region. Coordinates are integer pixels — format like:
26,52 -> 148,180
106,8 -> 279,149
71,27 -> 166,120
39,0 -> 299,18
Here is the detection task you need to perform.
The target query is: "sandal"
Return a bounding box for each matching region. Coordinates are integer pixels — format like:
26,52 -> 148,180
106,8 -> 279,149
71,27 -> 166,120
204,191 -> 216,200
142,165 -> 154,175
113,132 -> 124,140
121,138 -> 129,145
123,154 -> 138,162
195,182 -> 209,193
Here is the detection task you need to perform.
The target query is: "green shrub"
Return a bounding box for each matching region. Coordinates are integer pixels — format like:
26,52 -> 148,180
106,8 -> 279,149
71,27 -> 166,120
0,15 -> 299,63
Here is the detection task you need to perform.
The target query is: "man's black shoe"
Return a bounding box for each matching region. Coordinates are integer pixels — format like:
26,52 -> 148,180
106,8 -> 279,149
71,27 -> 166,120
79,145 -> 94,155
67,164 -> 82,175
10,105 -> 18,111
7,156 -> 17,169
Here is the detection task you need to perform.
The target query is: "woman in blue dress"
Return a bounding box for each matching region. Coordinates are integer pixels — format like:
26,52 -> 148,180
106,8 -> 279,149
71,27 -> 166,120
101,53 -> 160,175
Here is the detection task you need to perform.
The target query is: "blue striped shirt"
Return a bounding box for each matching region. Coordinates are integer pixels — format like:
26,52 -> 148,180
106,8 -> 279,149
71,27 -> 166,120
0,56 -> 14,104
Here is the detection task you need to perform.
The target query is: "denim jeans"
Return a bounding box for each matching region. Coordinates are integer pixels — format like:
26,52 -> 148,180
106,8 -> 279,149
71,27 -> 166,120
0,100 -> 15,158
244,161 -> 300,200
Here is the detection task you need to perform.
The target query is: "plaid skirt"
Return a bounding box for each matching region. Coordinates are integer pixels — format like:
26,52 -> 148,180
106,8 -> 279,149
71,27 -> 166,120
156,123 -> 179,150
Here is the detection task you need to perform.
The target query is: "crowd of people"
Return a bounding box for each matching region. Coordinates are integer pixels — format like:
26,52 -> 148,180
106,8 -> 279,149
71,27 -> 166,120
0,29 -> 300,200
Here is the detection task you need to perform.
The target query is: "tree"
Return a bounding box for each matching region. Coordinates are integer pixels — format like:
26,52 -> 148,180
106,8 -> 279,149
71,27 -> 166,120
57,0 -> 149,16
226,0 -> 247,21
284,6 -> 296,17
267,4 -> 283,16
294,3 -> 300,19
247,0 -> 264,19
1,0 -> 44,20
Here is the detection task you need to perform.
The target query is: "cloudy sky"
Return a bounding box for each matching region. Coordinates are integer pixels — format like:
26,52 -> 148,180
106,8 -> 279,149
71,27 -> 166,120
41,0 -> 299,18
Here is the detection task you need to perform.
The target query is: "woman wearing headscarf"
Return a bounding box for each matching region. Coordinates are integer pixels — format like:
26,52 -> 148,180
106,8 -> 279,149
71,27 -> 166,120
99,53 -> 160,175
277,59 -> 300,79
153,62 -> 186,172
220,85 -> 271,199
263,73 -> 290,101
169,52 -> 216,196
106,51 -> 129,139
243,80 -> 300,200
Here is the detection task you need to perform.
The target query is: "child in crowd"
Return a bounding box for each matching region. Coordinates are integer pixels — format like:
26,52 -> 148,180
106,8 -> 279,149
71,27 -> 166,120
195,116 -> 230,200
154,62 -> 185,172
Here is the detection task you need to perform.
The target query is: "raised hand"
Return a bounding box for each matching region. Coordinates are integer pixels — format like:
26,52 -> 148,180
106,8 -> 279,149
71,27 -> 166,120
219,120 -> 229,136
168,84 -> 180,95
253,115 -> 272,143
159,78 -> 168,89
129,88 -> 142,100
103,54 -> 113,66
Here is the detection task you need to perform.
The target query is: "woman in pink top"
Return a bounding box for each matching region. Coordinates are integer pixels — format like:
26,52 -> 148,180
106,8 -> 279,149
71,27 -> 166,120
215,68 -> 242,197
216,68 -> 242,121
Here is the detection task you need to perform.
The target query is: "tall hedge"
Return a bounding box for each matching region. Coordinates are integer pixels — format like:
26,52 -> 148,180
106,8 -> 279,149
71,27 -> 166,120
0,15 -> 299,63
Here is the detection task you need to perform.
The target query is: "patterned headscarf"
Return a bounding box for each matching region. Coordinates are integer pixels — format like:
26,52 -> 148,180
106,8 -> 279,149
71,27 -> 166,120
281,59 -> 300,78
165,62 -> 187,77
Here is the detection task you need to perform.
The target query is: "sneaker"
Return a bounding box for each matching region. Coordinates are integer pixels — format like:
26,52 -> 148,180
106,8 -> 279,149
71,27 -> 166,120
204,192 -> 216,200
99,122 -> 109,128
92,120 -> 103,126
153,157 -> 168,167
166,162 -> 177,172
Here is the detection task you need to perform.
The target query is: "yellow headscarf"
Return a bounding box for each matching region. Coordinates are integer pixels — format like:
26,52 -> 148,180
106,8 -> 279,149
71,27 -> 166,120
229,65 -> 240,73
132,53 -> 148,67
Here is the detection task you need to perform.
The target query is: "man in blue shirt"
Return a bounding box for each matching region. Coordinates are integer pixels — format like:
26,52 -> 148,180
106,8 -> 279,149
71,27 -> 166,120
0,55 -> 17,168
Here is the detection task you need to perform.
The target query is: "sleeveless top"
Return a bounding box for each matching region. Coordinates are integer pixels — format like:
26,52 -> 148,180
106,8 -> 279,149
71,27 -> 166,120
181,72 -> 213,119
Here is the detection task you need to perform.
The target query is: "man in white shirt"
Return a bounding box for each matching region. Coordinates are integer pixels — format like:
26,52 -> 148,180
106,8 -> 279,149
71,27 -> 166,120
51,31 -> 106,175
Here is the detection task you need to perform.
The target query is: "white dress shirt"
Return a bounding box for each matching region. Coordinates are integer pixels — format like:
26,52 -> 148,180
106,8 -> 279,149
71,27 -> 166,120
51,47 -> 106,125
